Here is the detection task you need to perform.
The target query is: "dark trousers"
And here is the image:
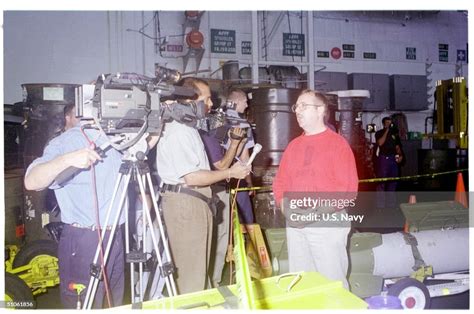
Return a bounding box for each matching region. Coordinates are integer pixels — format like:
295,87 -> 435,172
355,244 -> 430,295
376,155 -> 399,209
58,224 -> 124,309
236,181 -> 254,224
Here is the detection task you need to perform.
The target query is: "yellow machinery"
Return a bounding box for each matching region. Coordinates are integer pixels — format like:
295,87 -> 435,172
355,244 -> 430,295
4,241 -> 60,306
435,77 -> 468,149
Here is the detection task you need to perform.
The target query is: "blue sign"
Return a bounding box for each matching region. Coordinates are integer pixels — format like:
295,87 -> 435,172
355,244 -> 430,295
457,49 -> 466,62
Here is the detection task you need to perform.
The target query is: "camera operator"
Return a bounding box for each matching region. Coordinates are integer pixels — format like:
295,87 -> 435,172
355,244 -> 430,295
63,103 -> 80,131
201,88 -> 256,288
374,116 -> 404,209
199,118 -> 246,288
24,105 -> 127,308
148,77 -> 251,294
224,89 -> 256,224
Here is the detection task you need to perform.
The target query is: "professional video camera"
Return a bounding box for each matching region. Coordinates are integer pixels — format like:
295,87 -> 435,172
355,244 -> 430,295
74,64 -> 253,152
74,65 -> 208,135
206,99 -> 252,143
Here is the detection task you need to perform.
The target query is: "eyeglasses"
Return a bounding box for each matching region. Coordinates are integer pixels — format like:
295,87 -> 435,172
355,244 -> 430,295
291,103 -> 324,113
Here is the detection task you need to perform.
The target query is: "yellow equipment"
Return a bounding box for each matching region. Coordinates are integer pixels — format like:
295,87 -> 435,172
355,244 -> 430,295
435,77 -> 468,148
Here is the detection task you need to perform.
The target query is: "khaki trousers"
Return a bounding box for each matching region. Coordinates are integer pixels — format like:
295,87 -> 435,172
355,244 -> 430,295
209,187 -> 230,285
161,187 -> 213,294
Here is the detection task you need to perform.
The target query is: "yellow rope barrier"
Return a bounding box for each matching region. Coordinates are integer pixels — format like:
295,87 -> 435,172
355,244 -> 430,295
230,169 -> 468,192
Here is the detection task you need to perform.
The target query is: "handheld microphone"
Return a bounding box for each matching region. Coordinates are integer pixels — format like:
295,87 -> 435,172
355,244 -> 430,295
246,143 -> 262,166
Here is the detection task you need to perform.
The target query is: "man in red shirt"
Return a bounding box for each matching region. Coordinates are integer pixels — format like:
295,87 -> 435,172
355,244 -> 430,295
273,89 -> 358,289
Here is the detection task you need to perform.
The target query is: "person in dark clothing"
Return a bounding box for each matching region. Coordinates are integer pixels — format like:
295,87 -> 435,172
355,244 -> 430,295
374,116 -> 403,209
200,126 -> 246,288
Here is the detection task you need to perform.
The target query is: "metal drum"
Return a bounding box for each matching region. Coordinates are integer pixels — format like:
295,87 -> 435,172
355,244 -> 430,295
253,166 -> 286,229
22,84 -> 80,161
249,87 -> 301,167
248,87 -> 301,228
22,83 -> 79,241
239,67 -> 271,83
222,60 -> 240,82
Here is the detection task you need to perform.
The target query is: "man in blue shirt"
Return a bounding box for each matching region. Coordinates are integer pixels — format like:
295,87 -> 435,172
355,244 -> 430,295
24,105 -> 127,308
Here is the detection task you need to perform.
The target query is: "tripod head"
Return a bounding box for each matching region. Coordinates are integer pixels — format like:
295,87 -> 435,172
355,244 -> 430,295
120,133 -> 150,163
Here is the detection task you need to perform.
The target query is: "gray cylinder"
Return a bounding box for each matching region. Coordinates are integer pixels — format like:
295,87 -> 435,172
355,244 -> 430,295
239,67 -> 270,83
372,229 -> 469,278
222,60 -> 240,81
267,66 -> 302,89
249,87 -> 301,167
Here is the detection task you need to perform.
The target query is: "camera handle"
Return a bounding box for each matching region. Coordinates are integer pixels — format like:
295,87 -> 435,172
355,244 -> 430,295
54,133 -> 126,186
82,150 -> 177,309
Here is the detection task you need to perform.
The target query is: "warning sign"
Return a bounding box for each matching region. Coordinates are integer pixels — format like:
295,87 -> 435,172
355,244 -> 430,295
283,33 -> 305,57
211,29 -> 236,54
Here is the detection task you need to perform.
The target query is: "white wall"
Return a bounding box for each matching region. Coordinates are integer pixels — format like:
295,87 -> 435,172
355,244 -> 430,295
4,10 -> 468,134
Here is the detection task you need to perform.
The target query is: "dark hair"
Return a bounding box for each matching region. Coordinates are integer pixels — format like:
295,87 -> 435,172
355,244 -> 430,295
382,117 -> 392,124
176,77 -> 209,96
63,103 -> 75,117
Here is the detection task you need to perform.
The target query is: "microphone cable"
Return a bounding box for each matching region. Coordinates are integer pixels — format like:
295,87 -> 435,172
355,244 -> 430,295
80,126 -> 113,308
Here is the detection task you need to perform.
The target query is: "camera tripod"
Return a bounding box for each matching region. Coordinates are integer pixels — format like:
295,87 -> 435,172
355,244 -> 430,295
82,138 -> 177,309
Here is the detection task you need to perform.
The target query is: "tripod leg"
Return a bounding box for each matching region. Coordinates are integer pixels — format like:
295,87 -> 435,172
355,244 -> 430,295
125,189 -> 136,303
145,173 -> 178,296
83,170 -> 125,308
136,173 -> 177,297
83,172 -> 131,309
138,174 -> 146,301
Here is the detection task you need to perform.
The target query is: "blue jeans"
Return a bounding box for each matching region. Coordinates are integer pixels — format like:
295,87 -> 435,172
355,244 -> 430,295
376,155 -> 399,209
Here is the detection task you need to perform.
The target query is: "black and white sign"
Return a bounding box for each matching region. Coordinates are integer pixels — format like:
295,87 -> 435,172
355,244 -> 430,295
363,52 -> 376,59
241,41 -> 252,55
317,51 -> 330,58
211,29 -> 236,54
439,50 -> 449,62
439,43 -> 449,62
343,51 -> 355,58
439,44 -> 449,50
406,47 -> 416,60
342,44 -> 355,51
283,33 -> 305,56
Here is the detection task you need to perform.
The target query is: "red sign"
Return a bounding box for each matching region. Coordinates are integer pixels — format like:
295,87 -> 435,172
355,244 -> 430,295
16,224 -> 25,238
331,47 -> 342,60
